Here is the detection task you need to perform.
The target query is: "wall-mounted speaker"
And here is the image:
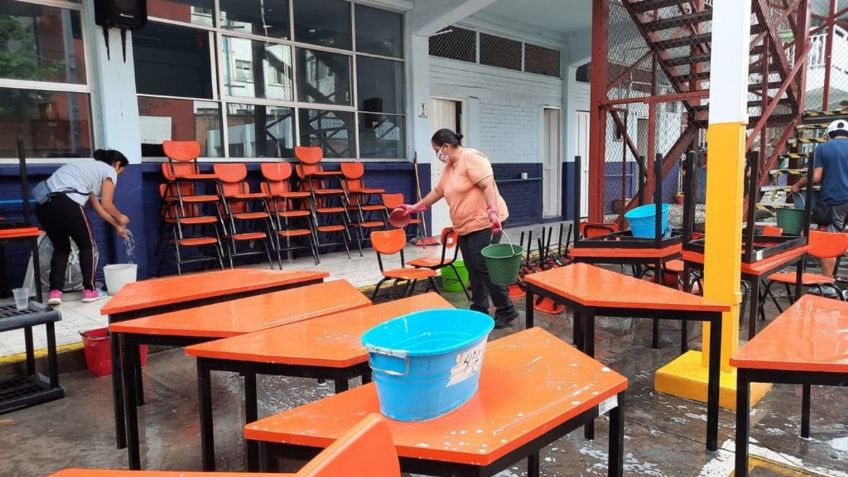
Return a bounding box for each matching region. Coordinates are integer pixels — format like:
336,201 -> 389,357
94,0 -> 147,30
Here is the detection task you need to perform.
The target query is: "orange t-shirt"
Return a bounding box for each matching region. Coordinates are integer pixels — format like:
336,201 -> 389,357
433,148 -> 509,236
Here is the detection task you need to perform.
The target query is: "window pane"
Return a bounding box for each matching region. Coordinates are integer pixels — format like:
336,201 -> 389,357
0,2 -> 86,84
226,104 -> 294,158
293,0 -> 351,50
359,114 -> 404,159
429,26 -> 476,63
220,0 -> 289,39
357,57 -> 404,114
296,49 -> 351,106
221,37 -> 293,101
134,21 -> 214,99
355,5 -> 403,57
524,44 -> 560,78
0,89 -> 92,158
299,109 -> 355,159
147,0 -> 213,27
480,33 -> 521,71
138,97 -> 222,157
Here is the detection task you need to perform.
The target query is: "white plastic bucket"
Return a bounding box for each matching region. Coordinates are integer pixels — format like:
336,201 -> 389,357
104,264 -> 137,295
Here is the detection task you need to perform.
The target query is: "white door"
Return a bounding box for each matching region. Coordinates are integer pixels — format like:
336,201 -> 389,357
576,111 -> 590,217
543,108 -> 562,217
429,98 -> 460,235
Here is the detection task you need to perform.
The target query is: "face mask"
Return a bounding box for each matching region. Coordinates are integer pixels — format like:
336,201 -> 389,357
437,147 -> 449,163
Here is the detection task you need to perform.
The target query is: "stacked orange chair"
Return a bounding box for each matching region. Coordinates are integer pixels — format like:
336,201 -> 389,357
48,414 -> 400,477
340,161 -> 386,245
160,141 -> 226,275
408,227 -> 470,300
295,147 -> 356,257
213,163 -> 277,269
260,162 -> 320,265
370,228 -> 440,301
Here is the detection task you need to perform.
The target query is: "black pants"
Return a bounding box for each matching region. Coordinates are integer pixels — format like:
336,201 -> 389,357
35,194 -> 96,291
458,228 -> 515,315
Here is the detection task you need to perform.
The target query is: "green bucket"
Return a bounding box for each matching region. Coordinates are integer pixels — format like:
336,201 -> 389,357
481,232 -> 523,286
440,260 -> 469,292
776,208 -> 805,235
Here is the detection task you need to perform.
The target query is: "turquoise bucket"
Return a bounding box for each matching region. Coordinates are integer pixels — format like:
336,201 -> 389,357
625,203 -> 670,239
361,309 -> 494,421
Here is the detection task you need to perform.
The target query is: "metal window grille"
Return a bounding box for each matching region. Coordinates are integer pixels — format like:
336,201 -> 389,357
429,26 -> 477,63
480,33 -> 522,71
576,63 -> 590,83
524,43 -> 560,78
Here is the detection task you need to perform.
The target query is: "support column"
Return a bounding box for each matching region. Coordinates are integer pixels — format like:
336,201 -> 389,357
655,0 -> 771,410
83,0 -> 148,277
588,0 -> 609,223
408,29 -> 432,231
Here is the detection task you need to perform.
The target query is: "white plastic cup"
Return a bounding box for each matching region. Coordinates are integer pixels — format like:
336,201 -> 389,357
12,288 -> 29,311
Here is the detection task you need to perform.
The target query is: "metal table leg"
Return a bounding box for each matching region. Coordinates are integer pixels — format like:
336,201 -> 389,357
121,335 -> 141,469
608,392 -> 625,477
525,287 -> 535,329
735,369 -> 750,477
198,359 -> 215,471
747,278 -> 760,340
801,384 -> 812,438
706,313 -> 722,452
45,322 -> 58,387
111,320 -> 127,449
584,309 -> 596,441
245,371 -> 259,472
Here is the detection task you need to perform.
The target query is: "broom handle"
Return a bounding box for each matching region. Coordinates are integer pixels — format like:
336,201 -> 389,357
413,151 -> 429,237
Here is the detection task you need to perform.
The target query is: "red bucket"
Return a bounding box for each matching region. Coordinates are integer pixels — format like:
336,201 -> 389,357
80,328 -> 148,377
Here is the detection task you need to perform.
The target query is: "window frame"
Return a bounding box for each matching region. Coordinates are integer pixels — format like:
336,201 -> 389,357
0,0 -> 96,162
139,0 -> 407,162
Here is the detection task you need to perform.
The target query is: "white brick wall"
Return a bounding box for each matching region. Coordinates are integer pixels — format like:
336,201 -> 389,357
430,58 -> 562,164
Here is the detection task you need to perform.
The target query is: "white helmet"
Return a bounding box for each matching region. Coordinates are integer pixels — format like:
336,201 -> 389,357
827,119 -> 848,137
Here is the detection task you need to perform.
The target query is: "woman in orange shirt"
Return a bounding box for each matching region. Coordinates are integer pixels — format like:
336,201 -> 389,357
401,129 -> 517,328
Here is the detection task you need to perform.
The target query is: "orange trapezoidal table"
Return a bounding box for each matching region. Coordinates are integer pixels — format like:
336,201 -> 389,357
103,268 -> 328,451
523,263 -> 729,451
49,471 -> 292,477
185,292 -> 453,471
110,280 -> 370,470
245,328 -> 628,477
682,245 -> 807,340
732,295 -> 848,477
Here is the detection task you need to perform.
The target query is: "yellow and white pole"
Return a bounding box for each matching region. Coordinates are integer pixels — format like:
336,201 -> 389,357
656,0 -> 771,409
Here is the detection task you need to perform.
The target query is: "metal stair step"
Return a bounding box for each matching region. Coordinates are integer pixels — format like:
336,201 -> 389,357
667,53 -> 711,67
644,10 -> 713,31
655,32 -> 712,50
628,0 -> 695,13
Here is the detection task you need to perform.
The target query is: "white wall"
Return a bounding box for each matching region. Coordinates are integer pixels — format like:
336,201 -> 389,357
429,58 -> 562,164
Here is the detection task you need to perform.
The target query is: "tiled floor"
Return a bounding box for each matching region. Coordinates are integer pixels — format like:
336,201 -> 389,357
0,223 -> 565,357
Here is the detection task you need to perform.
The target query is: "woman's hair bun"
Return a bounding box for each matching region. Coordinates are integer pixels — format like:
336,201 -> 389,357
455,133 -> 464,141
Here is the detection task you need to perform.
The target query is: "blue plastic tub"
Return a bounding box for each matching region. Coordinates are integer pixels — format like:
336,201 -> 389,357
361,309 -> 495,421
625,203 -> 670,239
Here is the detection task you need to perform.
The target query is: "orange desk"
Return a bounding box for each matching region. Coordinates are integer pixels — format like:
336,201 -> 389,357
103,268 -> 327,450
682,246 -> 807,340
111,280 -> 370,470
49,470 -> 292,477
523,263 -> 729,451
246,328 -> 627,477
732,295 -> 848,477
185,293 -> 452,471
0,226 -> 44,302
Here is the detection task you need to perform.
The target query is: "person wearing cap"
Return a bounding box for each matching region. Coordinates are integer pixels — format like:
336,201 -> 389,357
399,128 -> 517,328
33,149 -> 130,306
791,119 -> 848,277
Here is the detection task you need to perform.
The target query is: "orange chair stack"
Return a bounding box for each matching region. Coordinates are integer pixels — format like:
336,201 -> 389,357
340,161 -> 386,245
261,162 -> 320,265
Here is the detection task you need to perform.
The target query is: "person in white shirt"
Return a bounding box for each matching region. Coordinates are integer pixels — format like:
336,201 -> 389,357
33,150 -> 129,305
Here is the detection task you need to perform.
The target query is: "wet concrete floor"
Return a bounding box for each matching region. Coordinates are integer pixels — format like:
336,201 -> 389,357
1,291 -> 846,476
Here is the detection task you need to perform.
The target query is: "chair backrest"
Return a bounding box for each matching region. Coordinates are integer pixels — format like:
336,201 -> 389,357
261,162 -> 294,182
161,161 -> 198,181
761,225 -> 783,237
581,222 -> 618,239
213,163 -> 249,197
295,146 -> 324,165
296,414 -> 399,477
371,228 -> 407,256
381,193 -> 405,210
441,227 -> 458,249
808,229 -> 848,260
340,162 -> 365,180
163,140 -> 201,162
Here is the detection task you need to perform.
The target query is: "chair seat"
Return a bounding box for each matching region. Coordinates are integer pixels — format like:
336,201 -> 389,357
314,189 -> 345,196
351,204 -> 386,212
316,207 -> 346,214
234,192 -> 268,200
182,195 -> 220,203
178,216 -> 218,225
664,259 -> 684,273
350,187 -> 385,194
770,272 -> 836,286
304,170 -> 342,177
180,173 -> 218,181
232,212 -> 270,220
383,268 -> 437,280
352,221 -> 384,229
271,191 -> 312,199
176,237 -> 219,246
278,229 -> 312,238
408,257 -> 452,268
228,232 -> 268,241
317,225 -> 346,233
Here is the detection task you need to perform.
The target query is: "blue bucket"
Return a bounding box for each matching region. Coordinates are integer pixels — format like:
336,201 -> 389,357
361,309 -> 494,421
625,204 -> 670,239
